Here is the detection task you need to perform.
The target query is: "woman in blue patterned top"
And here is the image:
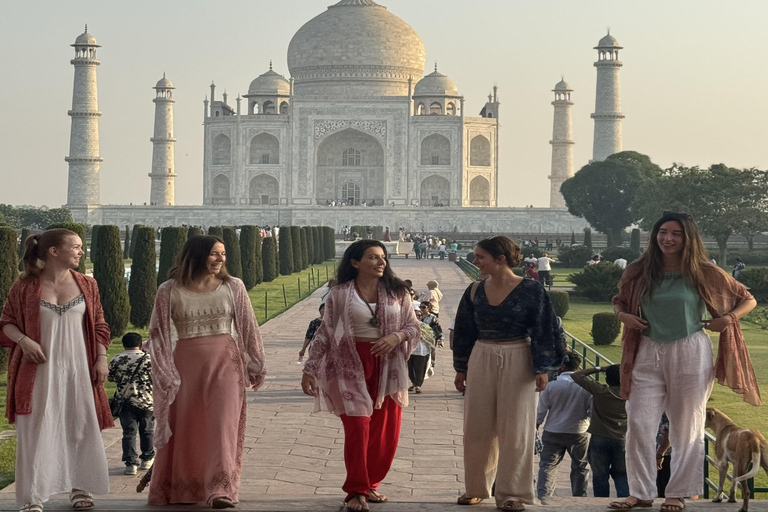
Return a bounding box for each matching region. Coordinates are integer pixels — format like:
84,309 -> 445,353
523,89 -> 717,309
454,236 -> 565,512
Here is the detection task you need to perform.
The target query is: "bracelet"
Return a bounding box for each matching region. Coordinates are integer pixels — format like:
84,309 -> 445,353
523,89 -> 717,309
16,334 -> 27,344
727,312 -> 738,324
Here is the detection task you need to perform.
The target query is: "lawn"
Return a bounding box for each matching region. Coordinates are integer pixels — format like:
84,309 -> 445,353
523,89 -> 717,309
0,261 -> 336,487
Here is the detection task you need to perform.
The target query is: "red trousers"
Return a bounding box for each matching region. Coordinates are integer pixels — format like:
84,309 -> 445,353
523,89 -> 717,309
340,342 -> 402,502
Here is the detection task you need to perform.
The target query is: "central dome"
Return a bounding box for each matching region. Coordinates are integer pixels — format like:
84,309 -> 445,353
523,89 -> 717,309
287,0 -> 426,96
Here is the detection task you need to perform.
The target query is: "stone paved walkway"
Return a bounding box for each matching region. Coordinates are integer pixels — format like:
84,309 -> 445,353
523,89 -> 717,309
2,258 -> 765,511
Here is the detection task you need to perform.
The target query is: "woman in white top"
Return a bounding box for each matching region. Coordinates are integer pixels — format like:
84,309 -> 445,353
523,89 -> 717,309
147,235 -> 266,508
420,280 -> 444,317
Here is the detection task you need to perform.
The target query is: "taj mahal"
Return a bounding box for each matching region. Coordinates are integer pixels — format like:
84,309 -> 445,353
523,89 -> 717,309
63,0 -> 626,233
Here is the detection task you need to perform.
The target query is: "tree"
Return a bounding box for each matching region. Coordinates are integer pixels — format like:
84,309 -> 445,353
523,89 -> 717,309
18,227 -> 30,271
47,222 -> 87,274
605,228 -> 615,248
188,225 -> 203,239
570,231 -> 576,246
123,225 -> 131,259
208,226 -> 224,238
279,226 -> 294,275
129,224 -> 142,259
93,225 -> 130,338
128,227 -> 157,328
222,227 -> 242,279
300,227 -> 311,269
158,227 -> 187,285
324,226 -> 336,260
630,228 -> 641,253
561,151 -> 662,245
0,226 -> 19,304
584,227 -> 593,252
240,226 -> 261,290
289,226 -> 302,272
90,225 -> 102,264
635,164 -> 768,265
735,208 -> 768,251
262,236 -> 278,282
312,226 -> 322,264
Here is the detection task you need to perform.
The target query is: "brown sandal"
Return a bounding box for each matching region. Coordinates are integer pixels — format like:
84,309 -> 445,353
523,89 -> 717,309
608,498 -> 654,509
502,500 -> 525,511
457,494 -> 483,505
660,498 -> 685,512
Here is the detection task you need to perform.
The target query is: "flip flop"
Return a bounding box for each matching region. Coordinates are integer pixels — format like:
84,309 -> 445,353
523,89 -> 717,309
608,498 -> 654,509
368,490 -> 388,503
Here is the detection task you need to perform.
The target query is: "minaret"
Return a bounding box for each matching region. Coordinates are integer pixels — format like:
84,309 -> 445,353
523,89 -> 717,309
148,74 -> 177,206
66,26 -> 102,206
549,79 -> 574,208
591,31 -> 624,162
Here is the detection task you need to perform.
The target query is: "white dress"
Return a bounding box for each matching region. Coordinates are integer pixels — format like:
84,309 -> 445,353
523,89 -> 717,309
15,297 -> 109,504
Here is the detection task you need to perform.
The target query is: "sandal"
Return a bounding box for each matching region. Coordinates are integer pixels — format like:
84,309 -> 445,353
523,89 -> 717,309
608,497 -> 654,509
502,500 -> 525,512
414,387 -> 422,394
20,505 -> 43,512
69,490 -> 94,511
367,489 -> 388,503
346,494 -> 369,511
660,498 -> 685,512
457,494 -> 483,505
211,496 -> 236,509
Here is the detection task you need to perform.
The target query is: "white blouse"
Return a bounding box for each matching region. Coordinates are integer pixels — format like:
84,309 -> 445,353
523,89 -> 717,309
171,282 -> 234,339
351,290 -> 382,338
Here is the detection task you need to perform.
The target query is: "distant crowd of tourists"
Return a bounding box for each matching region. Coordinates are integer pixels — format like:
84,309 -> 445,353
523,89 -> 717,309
0,210 -> 761,512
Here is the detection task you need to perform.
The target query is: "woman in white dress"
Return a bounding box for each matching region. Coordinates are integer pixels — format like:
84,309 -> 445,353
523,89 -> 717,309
0,229 -> 112,512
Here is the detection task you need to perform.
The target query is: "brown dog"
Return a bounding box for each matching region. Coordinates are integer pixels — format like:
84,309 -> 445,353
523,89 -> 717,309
705,408 -> 768,512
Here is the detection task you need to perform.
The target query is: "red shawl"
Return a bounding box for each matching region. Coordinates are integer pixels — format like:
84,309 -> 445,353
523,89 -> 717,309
0,270 -> 114,429
612,264 -> 761,406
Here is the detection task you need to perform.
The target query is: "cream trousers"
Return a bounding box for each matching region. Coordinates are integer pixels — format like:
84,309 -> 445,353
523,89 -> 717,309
463,341 -> 538,506
626,330 -> 714,500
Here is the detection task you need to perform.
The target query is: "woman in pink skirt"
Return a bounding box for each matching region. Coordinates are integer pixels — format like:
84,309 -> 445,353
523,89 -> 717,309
147,235 -> 267,508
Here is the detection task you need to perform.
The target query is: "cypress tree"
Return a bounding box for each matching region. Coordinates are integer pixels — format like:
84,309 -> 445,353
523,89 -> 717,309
240,226 -> 262,290
90,225 -> 102,264
188,225 -> 203,239
158,227 -> 187,285
93,225 -> 130,338
300,226 -> 311,269
222,227 -> 242,279
208,226 -> 224,238
324,226 -> 336,260
312,226 -> 322,264
18,227 -> 30,271
289,226 -> 302,271
123,225 -> 131,259
262,236 -> 278,282
630,228 -> 641,253
584,227 -> 593,252
605,228 -> 614,248
128,227 -> 157,328
47,222 -> 87,274
278,225 -> 294,275
129,224 -> 142,259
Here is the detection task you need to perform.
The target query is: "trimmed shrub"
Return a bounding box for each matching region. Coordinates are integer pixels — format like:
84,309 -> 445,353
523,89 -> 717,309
129,224 -> 141,259
303,227 -> 313,267
568,262 -> 624,302
90,225 -> 102,264
466,252 -> 476,264
630,228 -> 641,253
600,246 -> 640,265
47,222 -> 87,274
262,236 -> 278,282
728,249 -> 768,266
222,227 -> 242,279
324,226 -> 335,260
548,290 -> 570,318
93,225 -> 130,338
300,227 -> 310,269
158,227 -> 187,285
570,231 -> 576,246
591,312 -> 621,346
512,267 -> 524,277
0,226 -> 19,304
289,226 -> 302,271
521,246 -> 545,259
557,245 -> 593,268
208,226 -> 224,238
240,225 -> 262,290
739,268 -> 768,303
18,227 -> 30,271
583,227 -> 593,252
279,226 -> 294,276
188,225 -> 203,239
128,227 -> 157,328
123,225 -> 131,259
315,227 -> 324,263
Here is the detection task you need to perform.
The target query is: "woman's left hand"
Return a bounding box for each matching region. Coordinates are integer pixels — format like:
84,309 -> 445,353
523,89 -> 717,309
94,357 -> 108,386
371,334 -> 400,357
535,372 -> 549,392
703,316 -> 733,333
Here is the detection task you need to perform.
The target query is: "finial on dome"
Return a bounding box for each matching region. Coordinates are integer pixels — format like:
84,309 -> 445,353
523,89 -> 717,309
84,24 -> 88,32
607,27 -> 611,35
163,72 -> 166,79
434,63 -> 438,73
269,60 -> 273,71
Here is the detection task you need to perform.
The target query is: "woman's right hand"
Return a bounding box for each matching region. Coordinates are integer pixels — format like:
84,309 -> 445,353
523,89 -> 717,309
617,312 -> 648,331
301,373 -> 318,396
454,372 -> 467,393
18,337 -> 46,364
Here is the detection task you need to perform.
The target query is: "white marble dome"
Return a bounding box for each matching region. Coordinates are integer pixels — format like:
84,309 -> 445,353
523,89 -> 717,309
596,33 -> 621,48
154,74 -> 174,89
73,28 -> 98,47
287,0 -> 426,96
248,67 -> 290,96
414,68 -> 459,97
553,79 -> 571,91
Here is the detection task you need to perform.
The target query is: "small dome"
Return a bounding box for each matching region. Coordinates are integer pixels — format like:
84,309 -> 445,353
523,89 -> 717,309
247,67 -> 290,96
596,32 -> 621,48
73,26 -> 99,47
414,68 -> 459,97
553,79 -> 572,91
154,74 -> 174,89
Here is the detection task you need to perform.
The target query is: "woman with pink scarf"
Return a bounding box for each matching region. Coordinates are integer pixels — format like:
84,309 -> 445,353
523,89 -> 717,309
301,240 -> 420,511
147,235 -> 266,508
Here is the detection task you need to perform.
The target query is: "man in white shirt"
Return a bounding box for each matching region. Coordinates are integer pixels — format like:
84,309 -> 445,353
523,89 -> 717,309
613,257 -> 627,269
537,252 -> 555,286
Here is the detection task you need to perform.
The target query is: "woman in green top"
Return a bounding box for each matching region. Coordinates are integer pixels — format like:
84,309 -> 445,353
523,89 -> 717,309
609,212 -> 757,512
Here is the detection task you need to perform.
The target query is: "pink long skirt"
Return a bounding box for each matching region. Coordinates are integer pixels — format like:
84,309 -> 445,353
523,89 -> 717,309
148,334 -> 246,506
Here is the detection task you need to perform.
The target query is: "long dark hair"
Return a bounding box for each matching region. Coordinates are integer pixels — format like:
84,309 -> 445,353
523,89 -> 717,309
169,235 -> 231,286
336,239 -> 407,297
21,228 -> 78,280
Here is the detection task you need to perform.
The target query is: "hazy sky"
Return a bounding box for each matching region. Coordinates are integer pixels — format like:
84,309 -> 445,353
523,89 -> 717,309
1,0 -> 767,209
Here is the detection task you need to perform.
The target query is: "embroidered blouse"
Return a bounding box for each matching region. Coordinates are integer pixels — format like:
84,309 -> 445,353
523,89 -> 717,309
452,279 -> 566,374
170,283 -> 234,339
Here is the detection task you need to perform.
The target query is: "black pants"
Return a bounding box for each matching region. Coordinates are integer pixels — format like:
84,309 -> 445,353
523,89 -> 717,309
657,454 -> 671,498
119,403 -> 155,466
408,354 -> 430,387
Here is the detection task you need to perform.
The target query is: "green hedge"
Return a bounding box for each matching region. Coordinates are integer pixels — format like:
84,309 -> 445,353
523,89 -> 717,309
547,290 -> 570,318
557,245 -> 592,268
0,227 -> 19,304
728,249 -> 768,266
583,227 -> 593,252
739,267 -> 768,303
158,227 -> 187,285
90,225 -> 102,264
289,226 -> 302,272
129,224 -> 142,259
93,225 -> 130,338
300,227 -> 310,269
600,246 -> 640,265
311,227 -> 321,264
222,227 -> 242,279
324,226 -> 335,260
18,227 -> 30,271
568,262 -> 624,302
262,236 -> 278,282
207,226 -> 224,238
187,226 -> 203,239
279,226 -> 294,276
240,225 -> 262,290
630,228 -> 641,253
47,222 -> 87,274
123,225 -> 131,259
128,227 -> 157,328
592,312 -> 621,346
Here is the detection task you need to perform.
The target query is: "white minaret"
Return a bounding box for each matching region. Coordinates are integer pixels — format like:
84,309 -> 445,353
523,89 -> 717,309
549,79 -> 574,208
66,26 -> 102,206
149,74 -> 177,206
591,31 -> 624,162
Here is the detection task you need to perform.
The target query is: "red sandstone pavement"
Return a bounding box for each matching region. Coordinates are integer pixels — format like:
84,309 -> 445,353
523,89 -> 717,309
1,258 -> 764,511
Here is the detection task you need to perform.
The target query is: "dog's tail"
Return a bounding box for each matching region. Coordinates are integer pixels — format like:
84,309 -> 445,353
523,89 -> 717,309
735,437 -> 762,483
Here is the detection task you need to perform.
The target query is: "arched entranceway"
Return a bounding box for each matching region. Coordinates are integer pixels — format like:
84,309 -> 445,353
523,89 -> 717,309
420,175 -> 450,206
315,128 -> 385,205
249,174 -> 279,205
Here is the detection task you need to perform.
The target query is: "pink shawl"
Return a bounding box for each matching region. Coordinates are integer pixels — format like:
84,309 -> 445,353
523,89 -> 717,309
149,277 -> 267,449
613,264 -> 761,406
303,281 -> 421,417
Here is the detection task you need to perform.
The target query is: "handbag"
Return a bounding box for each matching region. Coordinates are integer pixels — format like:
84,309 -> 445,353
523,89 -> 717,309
109,354 -> 147,418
